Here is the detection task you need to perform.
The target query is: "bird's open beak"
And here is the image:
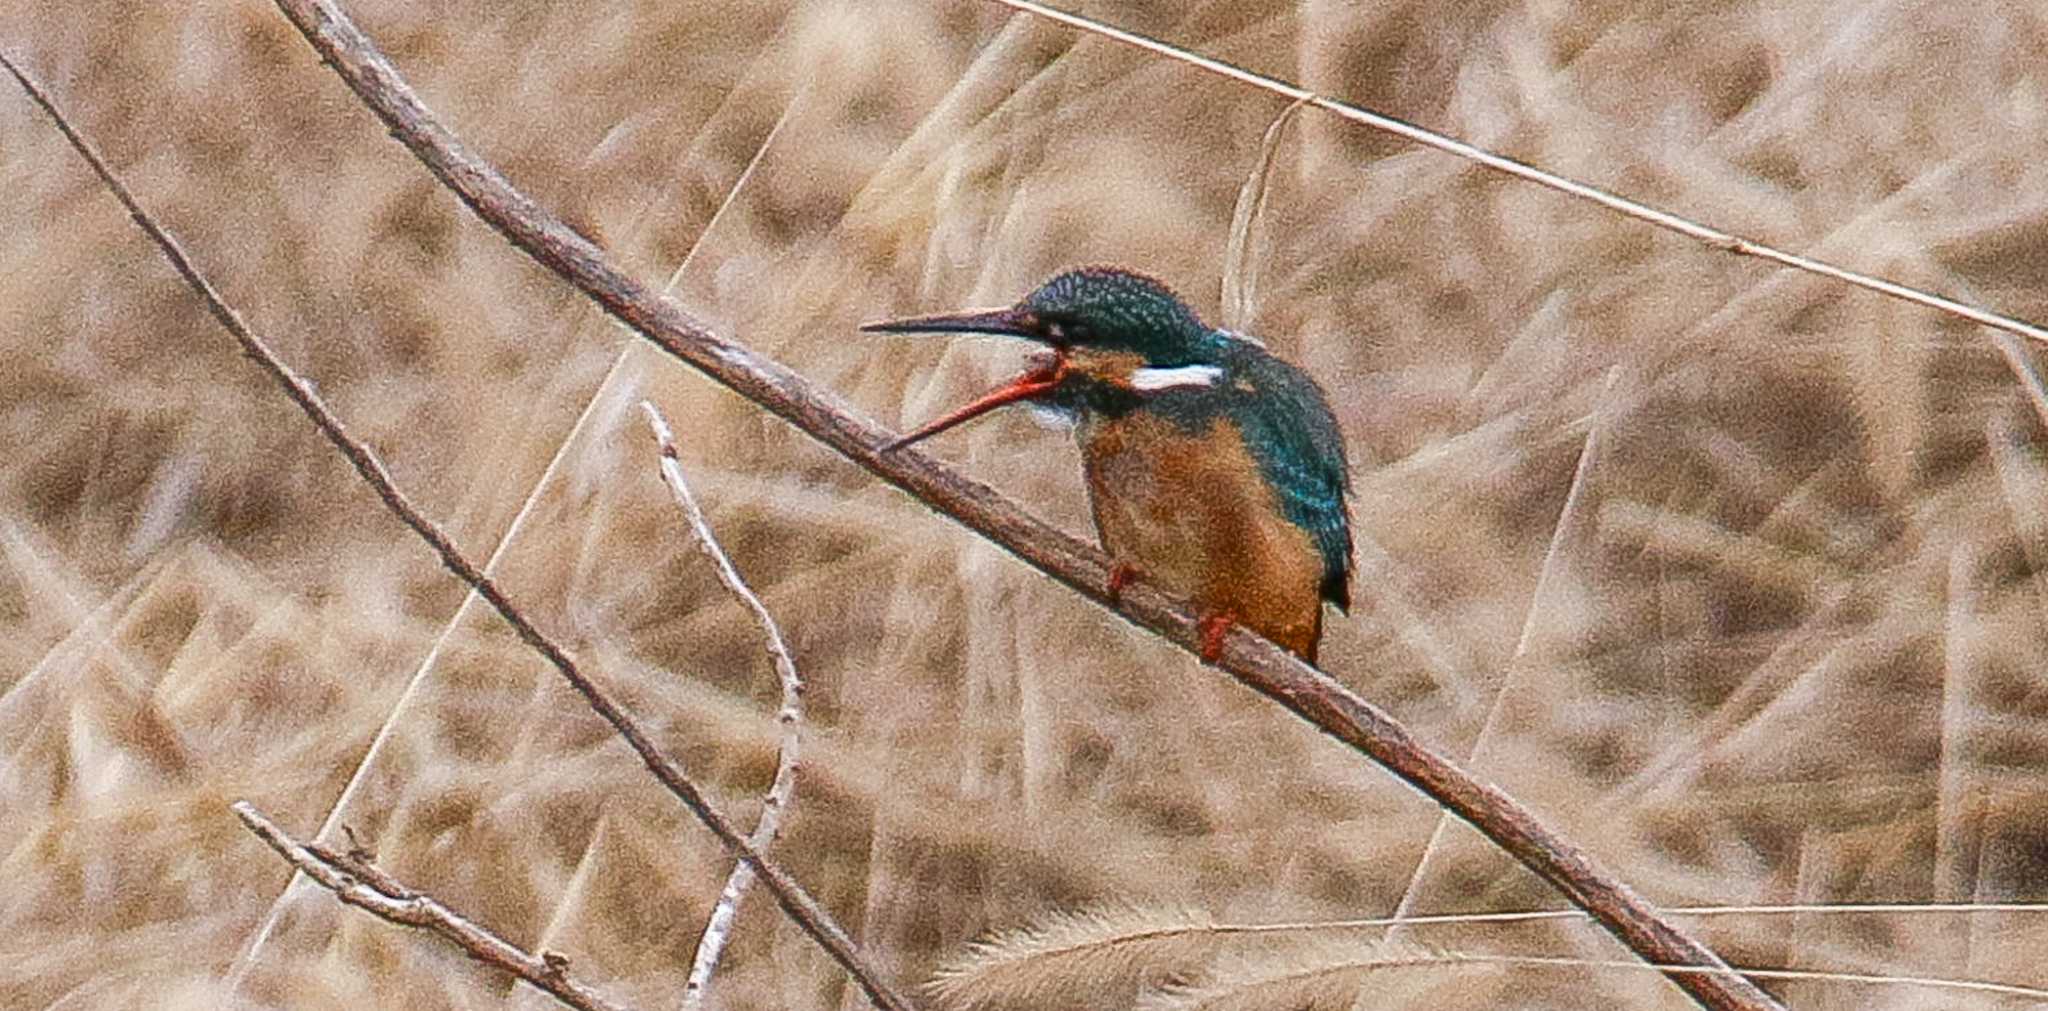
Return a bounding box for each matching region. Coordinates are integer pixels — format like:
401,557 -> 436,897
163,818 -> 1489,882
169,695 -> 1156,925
862,307 -> 1066,452
879,353 -> 1064,451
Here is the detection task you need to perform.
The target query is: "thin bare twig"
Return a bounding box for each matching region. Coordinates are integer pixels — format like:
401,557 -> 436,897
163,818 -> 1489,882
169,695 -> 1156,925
0,48 -> 915,1011
249,4 -> 1780,1009
230,802 -> 632,1011
989,0 -> 2048,349
640,403 -> 806,1011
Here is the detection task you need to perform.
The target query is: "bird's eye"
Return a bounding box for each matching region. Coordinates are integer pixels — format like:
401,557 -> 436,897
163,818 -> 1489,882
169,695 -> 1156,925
1043,321 -> 1067,341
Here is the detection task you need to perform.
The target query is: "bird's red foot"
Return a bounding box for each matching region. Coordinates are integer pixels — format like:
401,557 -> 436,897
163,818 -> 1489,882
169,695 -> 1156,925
1106,563 -> 1138,606
1197,613 -> 1236,663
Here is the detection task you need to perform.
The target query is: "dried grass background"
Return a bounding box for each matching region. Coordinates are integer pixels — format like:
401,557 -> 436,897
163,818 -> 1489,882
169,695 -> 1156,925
4,1 -> 2048,1008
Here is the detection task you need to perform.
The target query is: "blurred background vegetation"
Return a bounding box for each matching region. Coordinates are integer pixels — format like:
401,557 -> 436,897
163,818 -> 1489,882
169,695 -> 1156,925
4,1 -> 2048,1008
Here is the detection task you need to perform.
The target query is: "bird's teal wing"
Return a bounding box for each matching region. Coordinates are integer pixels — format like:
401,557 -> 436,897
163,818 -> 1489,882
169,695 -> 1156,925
1232,350 -> 1353,611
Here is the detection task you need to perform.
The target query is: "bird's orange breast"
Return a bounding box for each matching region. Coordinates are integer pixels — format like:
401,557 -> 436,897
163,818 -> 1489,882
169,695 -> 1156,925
1079,410 -> 1327,660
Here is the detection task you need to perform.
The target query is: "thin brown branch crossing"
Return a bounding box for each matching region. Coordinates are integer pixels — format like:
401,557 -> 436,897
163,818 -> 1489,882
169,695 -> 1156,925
0,46 -> 915,1011
251,3 -> 1782,1010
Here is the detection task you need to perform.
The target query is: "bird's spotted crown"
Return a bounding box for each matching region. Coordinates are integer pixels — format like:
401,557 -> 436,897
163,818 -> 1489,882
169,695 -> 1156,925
1021,267 -> 1211,361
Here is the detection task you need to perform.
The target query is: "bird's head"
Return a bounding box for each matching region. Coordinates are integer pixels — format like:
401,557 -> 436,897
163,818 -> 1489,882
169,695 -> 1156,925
864,267 -> 1230,450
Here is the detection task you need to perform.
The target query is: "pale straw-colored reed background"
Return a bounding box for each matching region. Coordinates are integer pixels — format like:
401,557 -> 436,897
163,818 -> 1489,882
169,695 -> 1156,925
3,1 -> 2047,1008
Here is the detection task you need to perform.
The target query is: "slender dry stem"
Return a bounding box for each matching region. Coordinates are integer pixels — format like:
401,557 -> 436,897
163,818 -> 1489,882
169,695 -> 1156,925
230,801 -> 633,1011
1220,95 -> 1309,331
1390,368 -> 1620,928
252,3 -> 1781,1009
642,403 -> 807,1011
990,0 -> 2048,348
0,48 -> 915,1011
942,904 -> 2048,1005
1442,955 -> 2048,1003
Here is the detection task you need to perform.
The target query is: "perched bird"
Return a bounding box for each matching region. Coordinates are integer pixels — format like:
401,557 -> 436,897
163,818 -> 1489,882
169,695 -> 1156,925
864,266 -> 1352,663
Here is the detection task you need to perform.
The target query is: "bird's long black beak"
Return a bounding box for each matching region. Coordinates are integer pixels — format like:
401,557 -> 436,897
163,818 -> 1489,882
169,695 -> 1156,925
859,306 -> 1041,339
862,307 -> 1063,451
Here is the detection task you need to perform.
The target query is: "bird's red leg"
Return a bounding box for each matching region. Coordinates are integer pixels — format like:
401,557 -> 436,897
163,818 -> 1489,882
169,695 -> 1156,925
1105,563 -> 1138,606
1197,613 -> 1236,663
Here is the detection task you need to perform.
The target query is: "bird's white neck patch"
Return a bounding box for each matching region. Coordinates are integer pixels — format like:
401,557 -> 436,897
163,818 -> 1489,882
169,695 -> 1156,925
1026,402 -> 1077,430
1129,364 -> 1225,392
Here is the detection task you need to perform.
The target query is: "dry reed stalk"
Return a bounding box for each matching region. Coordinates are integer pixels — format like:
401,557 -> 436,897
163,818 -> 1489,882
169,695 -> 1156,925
992,0 -> 2048,350
933,905 -> 2048,1006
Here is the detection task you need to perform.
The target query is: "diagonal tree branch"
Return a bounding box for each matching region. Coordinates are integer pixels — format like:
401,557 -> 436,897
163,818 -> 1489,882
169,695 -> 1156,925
0,46 -> 914,1011
252,3 -> 1782,1009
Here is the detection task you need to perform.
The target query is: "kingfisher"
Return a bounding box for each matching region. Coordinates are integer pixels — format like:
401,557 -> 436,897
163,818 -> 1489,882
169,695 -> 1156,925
864,266 -> 1352,663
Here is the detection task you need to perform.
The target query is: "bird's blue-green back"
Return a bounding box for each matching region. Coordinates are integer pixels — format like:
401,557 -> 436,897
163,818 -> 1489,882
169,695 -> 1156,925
1059,331 -> 1351,611
1165,339 -> 1352,611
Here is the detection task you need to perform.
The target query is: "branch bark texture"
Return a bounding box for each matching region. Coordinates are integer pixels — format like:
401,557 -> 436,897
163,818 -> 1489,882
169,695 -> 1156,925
274,4 -> 1776,1009
0,44 -> 912,1011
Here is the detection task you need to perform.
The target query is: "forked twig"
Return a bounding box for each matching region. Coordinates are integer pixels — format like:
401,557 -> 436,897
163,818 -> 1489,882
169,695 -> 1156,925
230,802 -> 632,1011
641,403 -> 807,1011
0,48 -> 914,1011
248,3 -> 1780,1009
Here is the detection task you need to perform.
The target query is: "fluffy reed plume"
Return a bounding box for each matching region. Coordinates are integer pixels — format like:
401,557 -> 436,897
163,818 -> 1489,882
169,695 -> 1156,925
928,907 -> 1238,1010
931,909 -> 1512,1010
937,902 -> 2048,1008
1134,935 -> 1502,1011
